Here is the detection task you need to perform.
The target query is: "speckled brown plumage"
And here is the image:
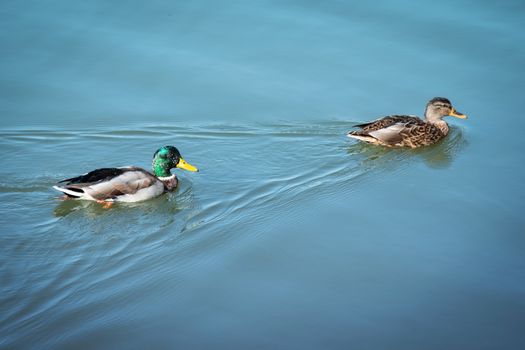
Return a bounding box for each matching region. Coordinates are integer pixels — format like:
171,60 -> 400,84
347,97 -> 467,148
349,115 -> 447,148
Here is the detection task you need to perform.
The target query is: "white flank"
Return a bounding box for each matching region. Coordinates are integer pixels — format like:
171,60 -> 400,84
113,183 -> 165,202
347,134 -> 376,142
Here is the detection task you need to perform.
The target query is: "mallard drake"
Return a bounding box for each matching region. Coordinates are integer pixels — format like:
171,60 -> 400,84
53,146 -> 198,206
347,97 -> 467,148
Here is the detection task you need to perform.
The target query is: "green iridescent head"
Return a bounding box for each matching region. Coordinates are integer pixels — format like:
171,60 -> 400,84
152,145 -> 198,178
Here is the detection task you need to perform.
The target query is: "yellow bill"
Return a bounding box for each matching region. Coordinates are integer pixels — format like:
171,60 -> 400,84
176,158 -> 199,172
449,108 -> 468,119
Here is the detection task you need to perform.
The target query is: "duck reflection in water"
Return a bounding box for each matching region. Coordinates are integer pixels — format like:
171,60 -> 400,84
53,190 -> 185,218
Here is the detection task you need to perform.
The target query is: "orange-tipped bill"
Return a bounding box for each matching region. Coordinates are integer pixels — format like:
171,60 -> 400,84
449,108 -> 467,119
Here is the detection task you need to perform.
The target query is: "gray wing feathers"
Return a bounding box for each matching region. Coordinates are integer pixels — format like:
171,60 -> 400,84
367,122 -> 408,143
83,170 -> 160,200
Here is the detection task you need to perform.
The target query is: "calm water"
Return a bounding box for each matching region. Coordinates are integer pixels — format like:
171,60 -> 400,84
1,1 -> 525,349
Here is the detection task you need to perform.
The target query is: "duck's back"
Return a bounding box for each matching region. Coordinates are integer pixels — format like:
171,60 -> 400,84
354,115 -> 423,132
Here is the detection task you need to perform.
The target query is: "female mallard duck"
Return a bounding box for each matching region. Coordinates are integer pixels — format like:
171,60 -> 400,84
347,97 -> 467,148
53,146 -> 198,206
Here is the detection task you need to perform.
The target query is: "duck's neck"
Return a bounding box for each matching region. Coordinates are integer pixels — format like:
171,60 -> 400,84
152,157 -> 172,178
424,107 -> 449,136
159,175 -> 178,191
154,164 -> 177,191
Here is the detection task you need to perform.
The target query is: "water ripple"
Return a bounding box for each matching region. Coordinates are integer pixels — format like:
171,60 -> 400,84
0,121 -> 470,349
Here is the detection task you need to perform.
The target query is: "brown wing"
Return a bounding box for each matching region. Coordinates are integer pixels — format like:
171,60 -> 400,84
353,115 -> 423,132
369,122 -> 445,147
348,115 -> 447,147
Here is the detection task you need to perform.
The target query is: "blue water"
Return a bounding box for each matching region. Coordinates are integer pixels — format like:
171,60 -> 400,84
1,1 -> 525,349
